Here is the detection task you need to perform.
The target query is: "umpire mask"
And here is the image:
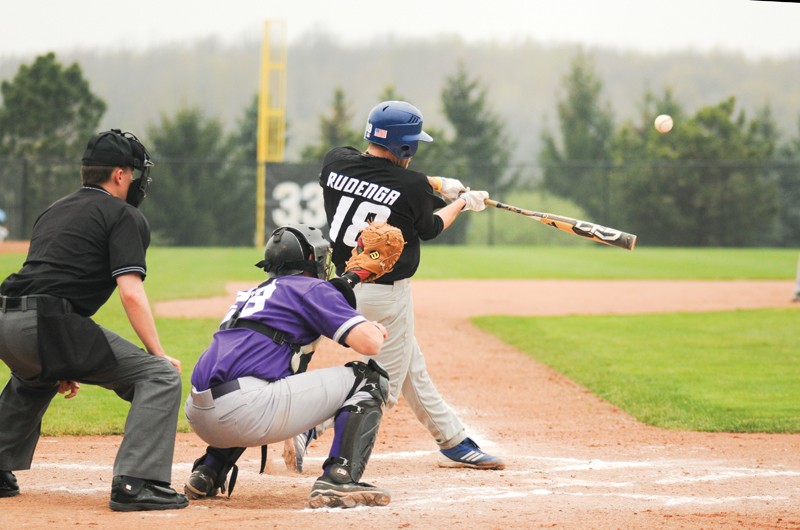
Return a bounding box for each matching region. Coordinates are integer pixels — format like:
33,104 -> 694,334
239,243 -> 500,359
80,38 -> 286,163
82,129 -> 154,208
123,131 -> 154,208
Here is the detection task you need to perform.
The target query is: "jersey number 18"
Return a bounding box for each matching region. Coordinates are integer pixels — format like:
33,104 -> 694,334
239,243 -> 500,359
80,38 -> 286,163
328,197 -> 391,247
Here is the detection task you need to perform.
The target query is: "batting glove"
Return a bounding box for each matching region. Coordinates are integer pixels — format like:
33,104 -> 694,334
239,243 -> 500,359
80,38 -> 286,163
431,176 -> 467,201
459,190 -> 489,212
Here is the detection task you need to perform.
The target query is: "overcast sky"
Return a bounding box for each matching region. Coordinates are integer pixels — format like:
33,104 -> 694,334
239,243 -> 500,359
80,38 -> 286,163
0,0 -> 797,60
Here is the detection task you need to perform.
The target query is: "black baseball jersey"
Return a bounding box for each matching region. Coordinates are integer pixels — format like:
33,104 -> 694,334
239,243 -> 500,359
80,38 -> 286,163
1,185 -> 150,316
319,146 -> 447,283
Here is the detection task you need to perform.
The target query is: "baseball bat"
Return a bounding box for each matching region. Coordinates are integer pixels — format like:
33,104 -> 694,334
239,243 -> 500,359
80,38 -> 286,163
484,199 -> 637,251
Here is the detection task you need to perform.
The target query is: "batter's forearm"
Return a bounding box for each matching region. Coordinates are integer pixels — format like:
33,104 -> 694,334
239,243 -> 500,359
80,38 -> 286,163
435,197 -> 467,230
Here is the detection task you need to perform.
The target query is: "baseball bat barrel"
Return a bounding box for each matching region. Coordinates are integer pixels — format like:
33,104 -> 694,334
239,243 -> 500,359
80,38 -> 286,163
484,199 -> 637,251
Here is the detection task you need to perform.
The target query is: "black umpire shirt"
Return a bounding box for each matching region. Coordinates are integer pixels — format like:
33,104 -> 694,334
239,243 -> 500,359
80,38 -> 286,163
319,146 -> 447,283
1,185 -> 150,317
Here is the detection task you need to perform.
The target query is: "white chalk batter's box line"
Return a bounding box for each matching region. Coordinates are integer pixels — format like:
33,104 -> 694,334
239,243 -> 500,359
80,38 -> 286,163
27,451 -> 800,509
32,452 -> 800,482
516,454 -> 800,481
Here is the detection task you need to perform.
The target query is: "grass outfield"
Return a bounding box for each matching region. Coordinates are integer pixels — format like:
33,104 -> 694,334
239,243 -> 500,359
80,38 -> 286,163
0,246 -> 797,434
473,310 -> 800,433
39,313 -> 218,435
1,246 -> 798,298
417,246 -> 800,280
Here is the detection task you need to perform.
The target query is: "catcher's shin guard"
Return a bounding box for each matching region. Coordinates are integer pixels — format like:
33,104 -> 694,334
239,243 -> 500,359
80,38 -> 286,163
322,360 -> 389,483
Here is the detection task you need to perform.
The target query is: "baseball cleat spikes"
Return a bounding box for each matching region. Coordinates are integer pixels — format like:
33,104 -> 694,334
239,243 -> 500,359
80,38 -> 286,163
308,477 -> 391,509
183,465 -> 220,499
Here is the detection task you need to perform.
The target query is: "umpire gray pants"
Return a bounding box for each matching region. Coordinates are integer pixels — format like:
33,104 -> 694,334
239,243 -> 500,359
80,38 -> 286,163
0,307 -> 182,484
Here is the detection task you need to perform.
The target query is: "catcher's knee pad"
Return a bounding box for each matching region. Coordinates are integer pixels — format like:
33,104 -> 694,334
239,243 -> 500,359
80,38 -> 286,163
344,359 -> 389,405
323,360 -> 389,484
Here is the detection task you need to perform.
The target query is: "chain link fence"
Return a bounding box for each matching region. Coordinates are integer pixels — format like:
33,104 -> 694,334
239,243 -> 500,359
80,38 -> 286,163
1,157 -> 798,247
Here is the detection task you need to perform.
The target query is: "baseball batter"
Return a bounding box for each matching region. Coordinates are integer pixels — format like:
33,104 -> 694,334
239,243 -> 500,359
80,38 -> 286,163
183,223 -> 394,509
303,100 -> 504,471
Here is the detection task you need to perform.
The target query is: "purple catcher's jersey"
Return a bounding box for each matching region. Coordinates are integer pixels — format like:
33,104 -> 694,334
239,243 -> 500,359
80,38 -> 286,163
190,276 -> 366,390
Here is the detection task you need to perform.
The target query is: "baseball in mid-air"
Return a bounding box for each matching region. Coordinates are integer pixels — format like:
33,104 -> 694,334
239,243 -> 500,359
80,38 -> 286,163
654,114 -> 673,134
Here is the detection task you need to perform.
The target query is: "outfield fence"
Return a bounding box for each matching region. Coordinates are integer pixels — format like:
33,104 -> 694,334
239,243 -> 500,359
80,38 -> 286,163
1,157 -> 799,247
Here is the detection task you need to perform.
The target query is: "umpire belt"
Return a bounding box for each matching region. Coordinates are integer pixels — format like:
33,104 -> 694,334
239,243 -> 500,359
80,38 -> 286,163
0,295 -> 73,313
0,295 -> 37,312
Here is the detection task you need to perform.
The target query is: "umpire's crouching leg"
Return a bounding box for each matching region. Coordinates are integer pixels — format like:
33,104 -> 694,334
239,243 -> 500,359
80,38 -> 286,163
84,328 -> 183,485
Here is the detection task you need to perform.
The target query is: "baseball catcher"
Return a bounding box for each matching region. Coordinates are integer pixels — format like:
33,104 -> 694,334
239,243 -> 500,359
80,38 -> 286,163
183,222 -> 400,509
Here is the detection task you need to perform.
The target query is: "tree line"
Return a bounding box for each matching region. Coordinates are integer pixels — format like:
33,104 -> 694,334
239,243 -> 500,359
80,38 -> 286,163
1,52 -> 799,247
540,53 -> 800,247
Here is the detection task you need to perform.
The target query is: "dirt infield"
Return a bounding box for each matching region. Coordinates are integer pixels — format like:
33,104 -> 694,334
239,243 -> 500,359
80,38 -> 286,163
0,241 -> 30,254
4,279 -> 800,529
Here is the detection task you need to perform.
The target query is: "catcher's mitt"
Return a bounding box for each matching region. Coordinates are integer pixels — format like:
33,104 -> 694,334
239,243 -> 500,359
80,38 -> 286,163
345,221 -> 405,282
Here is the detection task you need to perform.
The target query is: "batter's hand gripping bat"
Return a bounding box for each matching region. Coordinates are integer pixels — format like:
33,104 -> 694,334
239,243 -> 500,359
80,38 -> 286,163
484,199 -> 637,251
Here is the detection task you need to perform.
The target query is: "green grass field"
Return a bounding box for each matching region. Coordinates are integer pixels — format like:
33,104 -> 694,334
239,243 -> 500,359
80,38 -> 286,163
2,246 -> 798,297
473,309 -> 799,433
0,245 -> 797,435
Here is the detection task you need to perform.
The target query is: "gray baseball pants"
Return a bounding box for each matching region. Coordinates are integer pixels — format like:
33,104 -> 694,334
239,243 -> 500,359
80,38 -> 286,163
0,307 -> 182,484
185,366 -> 359,448
354,279 -> 466,450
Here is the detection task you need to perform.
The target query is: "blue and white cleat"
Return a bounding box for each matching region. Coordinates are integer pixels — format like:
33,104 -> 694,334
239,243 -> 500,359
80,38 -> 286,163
438,437 -> 505,470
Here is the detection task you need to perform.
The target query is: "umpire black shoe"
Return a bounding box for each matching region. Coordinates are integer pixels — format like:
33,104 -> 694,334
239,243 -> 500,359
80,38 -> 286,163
0,470 -> 20,498
109,475 -> 189,512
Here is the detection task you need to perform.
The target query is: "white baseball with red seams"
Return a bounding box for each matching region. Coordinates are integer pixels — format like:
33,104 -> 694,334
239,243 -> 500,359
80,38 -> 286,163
655,114 -> 674,133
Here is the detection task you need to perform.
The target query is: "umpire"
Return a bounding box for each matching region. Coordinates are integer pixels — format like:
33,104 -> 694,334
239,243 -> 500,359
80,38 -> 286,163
0,130 -> 188,511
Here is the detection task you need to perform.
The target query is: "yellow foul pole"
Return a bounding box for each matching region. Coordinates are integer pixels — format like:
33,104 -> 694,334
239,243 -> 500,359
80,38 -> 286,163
256,20 -> 287,247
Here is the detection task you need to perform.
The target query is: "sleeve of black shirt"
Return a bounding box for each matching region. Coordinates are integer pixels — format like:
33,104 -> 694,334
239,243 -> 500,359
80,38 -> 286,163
408,171 -> 447,241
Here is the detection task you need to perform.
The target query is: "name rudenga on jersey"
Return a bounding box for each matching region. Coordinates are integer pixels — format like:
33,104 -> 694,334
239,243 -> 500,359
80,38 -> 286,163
325,171 -> 400,206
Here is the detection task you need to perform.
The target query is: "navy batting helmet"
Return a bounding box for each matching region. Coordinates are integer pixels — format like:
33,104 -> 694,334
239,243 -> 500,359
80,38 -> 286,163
364,101 -> 433,159
256,223 -> 332,280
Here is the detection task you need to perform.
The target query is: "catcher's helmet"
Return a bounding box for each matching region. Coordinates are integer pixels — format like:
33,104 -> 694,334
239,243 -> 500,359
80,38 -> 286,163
256,223 -> 332,280
364,101 -> 433,159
